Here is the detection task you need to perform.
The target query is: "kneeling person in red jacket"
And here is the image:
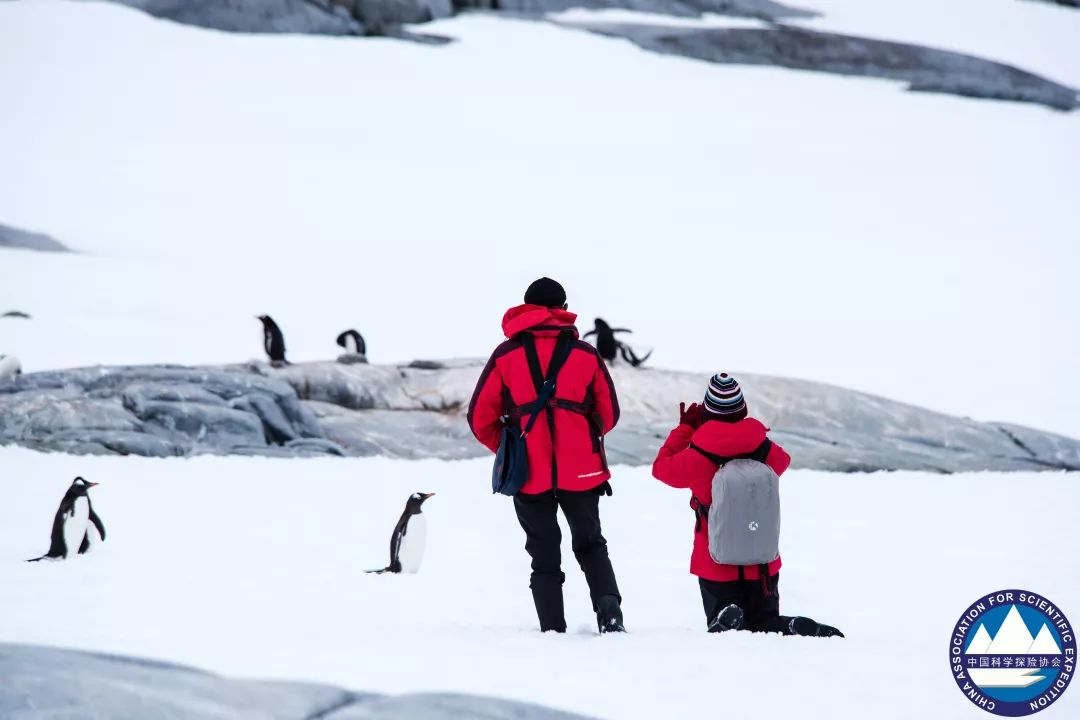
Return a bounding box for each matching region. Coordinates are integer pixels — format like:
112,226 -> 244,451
652,373 -> 843,637
468,278 -> 625,633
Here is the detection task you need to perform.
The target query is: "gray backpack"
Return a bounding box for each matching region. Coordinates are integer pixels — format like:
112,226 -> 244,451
691,440 -> 780,566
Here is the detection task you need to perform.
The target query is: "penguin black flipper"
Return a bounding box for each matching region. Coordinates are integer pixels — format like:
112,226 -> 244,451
611,328 -> 633,334
78,503 -> 106,555
583,330 -> 597,338
88,504 -> 106,542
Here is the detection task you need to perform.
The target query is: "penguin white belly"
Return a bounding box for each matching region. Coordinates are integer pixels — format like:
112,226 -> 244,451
398,514 -> 426,573
63,497 -> 90,558
85,513 -> 103,550
0,354 -> 21,380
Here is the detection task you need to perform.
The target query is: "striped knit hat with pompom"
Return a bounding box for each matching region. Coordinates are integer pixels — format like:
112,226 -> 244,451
703,373 -> 748,422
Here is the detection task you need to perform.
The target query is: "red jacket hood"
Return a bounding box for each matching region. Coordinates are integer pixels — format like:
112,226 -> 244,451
691,417 -> 768,457
501,304 -> 580,338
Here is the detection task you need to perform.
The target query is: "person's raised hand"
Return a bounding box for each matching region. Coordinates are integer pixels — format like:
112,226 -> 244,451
679,402 -> 703,429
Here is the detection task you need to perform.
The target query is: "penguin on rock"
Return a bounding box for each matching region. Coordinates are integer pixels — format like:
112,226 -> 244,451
368,492 -> 434,574
257,315 -> 288,366
335,329 -> 368,365
27,477 -> 106,562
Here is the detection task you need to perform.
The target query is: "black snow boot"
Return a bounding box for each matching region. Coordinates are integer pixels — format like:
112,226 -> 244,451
708,604 -> 745,633
596,594 -> 626,633
531,577 -> 567,633
789,616 -> 845,638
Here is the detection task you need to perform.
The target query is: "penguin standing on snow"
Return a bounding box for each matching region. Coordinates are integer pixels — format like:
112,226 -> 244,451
368,492 -> 434,574
257,315 -> 288,366
27,477 -> 106,562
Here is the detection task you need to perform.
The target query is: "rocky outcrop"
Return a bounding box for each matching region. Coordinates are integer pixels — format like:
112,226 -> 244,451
488,0 -> 818,21
0,643 -> 594,720
111,0 -> 365,35
0,222 -> 70,252
108,0 -> 456,35
563,22 -> 1080,111
2,359 -> 1079,472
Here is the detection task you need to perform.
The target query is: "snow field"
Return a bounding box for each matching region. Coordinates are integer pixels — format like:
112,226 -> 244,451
1,447 -> 1077,718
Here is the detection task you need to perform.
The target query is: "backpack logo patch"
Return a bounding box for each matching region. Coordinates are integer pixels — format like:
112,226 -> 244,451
748,521 -> 759,531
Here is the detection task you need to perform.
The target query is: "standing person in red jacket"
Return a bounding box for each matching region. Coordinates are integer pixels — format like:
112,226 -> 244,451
652,373 -> 843,637
468,278 -> 625,634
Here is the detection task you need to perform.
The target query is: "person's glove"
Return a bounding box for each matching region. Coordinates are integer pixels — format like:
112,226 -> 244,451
679,402 -> 703,429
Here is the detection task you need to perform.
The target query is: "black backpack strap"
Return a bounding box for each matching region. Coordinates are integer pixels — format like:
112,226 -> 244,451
521,333 -> 545,392
518,331 -> 574,438
690,438 -> 773,466
689,496 -> 709,533
545,330 -> 575,383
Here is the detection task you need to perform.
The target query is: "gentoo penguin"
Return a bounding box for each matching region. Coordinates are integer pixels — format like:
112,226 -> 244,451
336,329 -> 366,355
27,477 -> 106,562
335,329 -> 368,365
583,318 -> 651,367
0,353 -> 21,380
368,492 -> 434,574
257,315 -> 288,366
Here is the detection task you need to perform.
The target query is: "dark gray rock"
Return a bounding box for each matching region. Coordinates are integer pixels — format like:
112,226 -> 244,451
566,22 -> 1079,111
0,643 -> 594,720
1025,0 -> 1079,9
108,0 -> 365,34
0,365 -> 319,456
0,222 -> 70,252
493,0 -> 817,21
137,401 -> 269,447
352,0 -> 453,33
336,352 -> 369,365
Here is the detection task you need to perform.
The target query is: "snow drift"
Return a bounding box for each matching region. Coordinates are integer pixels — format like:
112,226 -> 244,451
2,359 -> 1078,471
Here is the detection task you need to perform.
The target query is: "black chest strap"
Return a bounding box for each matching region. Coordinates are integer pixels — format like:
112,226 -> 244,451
690,438 -> 773,467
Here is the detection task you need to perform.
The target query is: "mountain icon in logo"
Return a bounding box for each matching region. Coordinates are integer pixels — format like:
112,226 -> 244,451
967,605 -> 1063,688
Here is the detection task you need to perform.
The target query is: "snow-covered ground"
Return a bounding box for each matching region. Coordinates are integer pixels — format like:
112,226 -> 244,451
1,0 -> 1078,440
1,447 -> 1077,719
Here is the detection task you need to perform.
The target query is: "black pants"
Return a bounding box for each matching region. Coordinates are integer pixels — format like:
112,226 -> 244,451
513,488 -> 621,632
699,572 -> 794,634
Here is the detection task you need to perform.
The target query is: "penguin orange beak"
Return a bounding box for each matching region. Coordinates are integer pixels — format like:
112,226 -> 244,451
86,482 -> 99,488
422,493 -> 435,499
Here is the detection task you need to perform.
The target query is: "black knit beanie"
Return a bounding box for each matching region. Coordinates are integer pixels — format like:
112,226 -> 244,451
524,277 -> 567,308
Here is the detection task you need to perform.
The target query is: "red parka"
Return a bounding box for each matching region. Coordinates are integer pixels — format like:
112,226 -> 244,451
468,305 -> 619,495
652,418 -> 791,582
